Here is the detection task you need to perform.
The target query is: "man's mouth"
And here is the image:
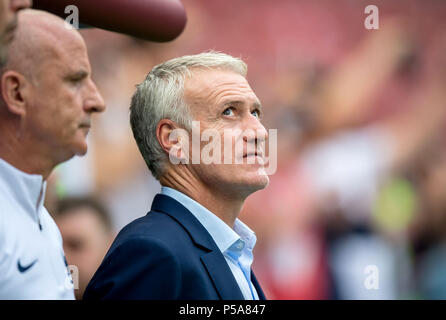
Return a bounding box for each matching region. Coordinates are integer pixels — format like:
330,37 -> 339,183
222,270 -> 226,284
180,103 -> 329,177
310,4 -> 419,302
79,119 -> 91,128
243,152 -> 262,158
79,122 -> 91,133
242,152 -> 265,165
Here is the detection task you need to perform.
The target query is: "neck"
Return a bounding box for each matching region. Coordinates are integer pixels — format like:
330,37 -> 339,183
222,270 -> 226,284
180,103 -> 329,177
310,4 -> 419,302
160,166 -> 245,227
0,122 -> 56,180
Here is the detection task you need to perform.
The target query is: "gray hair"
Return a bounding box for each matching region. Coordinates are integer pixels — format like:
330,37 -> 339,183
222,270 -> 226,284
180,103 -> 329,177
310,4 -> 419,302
130,51 -> 248,180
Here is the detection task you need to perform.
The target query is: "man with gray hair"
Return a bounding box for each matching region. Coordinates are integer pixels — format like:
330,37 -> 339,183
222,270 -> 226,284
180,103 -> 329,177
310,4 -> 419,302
84,52 -> 269,300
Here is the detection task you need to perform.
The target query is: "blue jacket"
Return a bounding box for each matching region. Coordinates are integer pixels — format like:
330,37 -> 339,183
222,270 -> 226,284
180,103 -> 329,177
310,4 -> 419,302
83,194 -> 266,300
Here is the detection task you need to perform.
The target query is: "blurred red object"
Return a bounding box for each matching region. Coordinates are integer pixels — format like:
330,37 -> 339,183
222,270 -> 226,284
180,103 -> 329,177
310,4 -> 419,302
33,0 -> 187,42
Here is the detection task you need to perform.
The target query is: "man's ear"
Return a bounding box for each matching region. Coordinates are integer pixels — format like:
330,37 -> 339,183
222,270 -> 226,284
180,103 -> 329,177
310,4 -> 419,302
1,70 -> 28,117
156,119 -> 189,163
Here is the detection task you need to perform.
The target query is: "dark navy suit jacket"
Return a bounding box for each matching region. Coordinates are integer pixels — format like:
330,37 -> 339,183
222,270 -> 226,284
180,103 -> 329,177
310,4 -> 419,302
83,194 -> 266,300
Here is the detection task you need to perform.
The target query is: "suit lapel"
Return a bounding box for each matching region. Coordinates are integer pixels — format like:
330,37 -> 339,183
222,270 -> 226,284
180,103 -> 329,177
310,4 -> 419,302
151,194 -> 215,251
201,251 -> 245,300
151,194 -> 245,299
251,271 -> 266,300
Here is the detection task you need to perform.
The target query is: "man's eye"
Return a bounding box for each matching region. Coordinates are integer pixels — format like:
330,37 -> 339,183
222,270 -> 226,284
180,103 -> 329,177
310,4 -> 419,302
251,109 -> 260,118
69,76 -> 84,83
223,107 -> 235,116
67,71 -> 88,83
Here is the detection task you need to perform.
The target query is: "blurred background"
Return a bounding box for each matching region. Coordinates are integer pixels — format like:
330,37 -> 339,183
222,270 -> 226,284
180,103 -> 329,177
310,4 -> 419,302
46,0 -> 446,299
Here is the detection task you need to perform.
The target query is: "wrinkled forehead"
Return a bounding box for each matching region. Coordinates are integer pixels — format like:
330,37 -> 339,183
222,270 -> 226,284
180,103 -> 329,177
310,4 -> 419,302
184,69 -> 258,108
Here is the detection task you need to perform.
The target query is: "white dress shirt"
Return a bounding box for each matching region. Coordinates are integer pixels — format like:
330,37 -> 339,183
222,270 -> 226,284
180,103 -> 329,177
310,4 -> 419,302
161,187 -> 259,300
0,158 -> 75,299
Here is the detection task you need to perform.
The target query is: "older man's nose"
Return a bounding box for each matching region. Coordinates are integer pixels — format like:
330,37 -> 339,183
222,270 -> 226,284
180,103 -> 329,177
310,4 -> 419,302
11,0 -> 32,12
243,116 -> 268,144
84,80 -> 106,113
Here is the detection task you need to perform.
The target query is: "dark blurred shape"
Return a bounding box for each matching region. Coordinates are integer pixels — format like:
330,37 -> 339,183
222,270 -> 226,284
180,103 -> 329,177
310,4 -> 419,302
395,39 -> 420,78
56,197 -> 113,232
33,0 -> 187,42
54,197 -> 115,300
409,146 -> 446,299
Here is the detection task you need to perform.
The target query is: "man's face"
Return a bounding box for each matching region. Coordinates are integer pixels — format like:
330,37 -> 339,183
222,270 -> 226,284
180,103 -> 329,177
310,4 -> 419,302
183,69 -> 269,198
0,0 -> 31,64
56,208 -> 113,300
25,33 -> 105,162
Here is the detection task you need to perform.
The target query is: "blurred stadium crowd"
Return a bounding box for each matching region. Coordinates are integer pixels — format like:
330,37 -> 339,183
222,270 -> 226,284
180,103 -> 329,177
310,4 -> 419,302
47,0 -> 446,299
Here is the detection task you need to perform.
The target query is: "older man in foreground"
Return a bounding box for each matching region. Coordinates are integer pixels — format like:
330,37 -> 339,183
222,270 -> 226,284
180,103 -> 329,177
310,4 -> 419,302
85,52 -> 270,299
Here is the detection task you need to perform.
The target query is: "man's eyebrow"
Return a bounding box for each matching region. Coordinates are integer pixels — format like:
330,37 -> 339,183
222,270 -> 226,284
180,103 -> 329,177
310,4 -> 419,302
66,69 -> 89,80
222,100 -> 264,111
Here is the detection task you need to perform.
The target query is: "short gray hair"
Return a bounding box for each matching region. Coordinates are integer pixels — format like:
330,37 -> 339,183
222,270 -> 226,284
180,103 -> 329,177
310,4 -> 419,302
130,51 -> 248,179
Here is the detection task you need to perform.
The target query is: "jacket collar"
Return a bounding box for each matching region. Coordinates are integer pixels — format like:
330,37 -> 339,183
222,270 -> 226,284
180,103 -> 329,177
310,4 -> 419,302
151,193 -> 217,252
150,193 -> 246,299
251,272 -> 266,300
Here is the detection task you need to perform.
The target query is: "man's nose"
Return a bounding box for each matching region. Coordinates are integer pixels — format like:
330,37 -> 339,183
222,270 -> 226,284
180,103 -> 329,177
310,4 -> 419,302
84,80 -> 106,113
11,0 -> 32,12
242,114 -> 268,145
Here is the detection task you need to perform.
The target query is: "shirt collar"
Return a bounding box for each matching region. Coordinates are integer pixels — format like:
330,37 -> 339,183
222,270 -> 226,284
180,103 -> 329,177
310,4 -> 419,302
0,158 -> 47,221
160,186 -> 256,255
226,220 -> 257,260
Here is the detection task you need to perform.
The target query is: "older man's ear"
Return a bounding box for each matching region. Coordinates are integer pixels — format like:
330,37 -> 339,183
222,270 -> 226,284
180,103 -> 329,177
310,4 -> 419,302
156,119 -> 190,164
1,70 -> 28,117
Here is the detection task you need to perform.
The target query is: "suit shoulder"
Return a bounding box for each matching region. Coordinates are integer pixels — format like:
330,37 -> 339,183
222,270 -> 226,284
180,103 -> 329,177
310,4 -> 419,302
84,229 -> 183,300
110,210 -> 191,252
